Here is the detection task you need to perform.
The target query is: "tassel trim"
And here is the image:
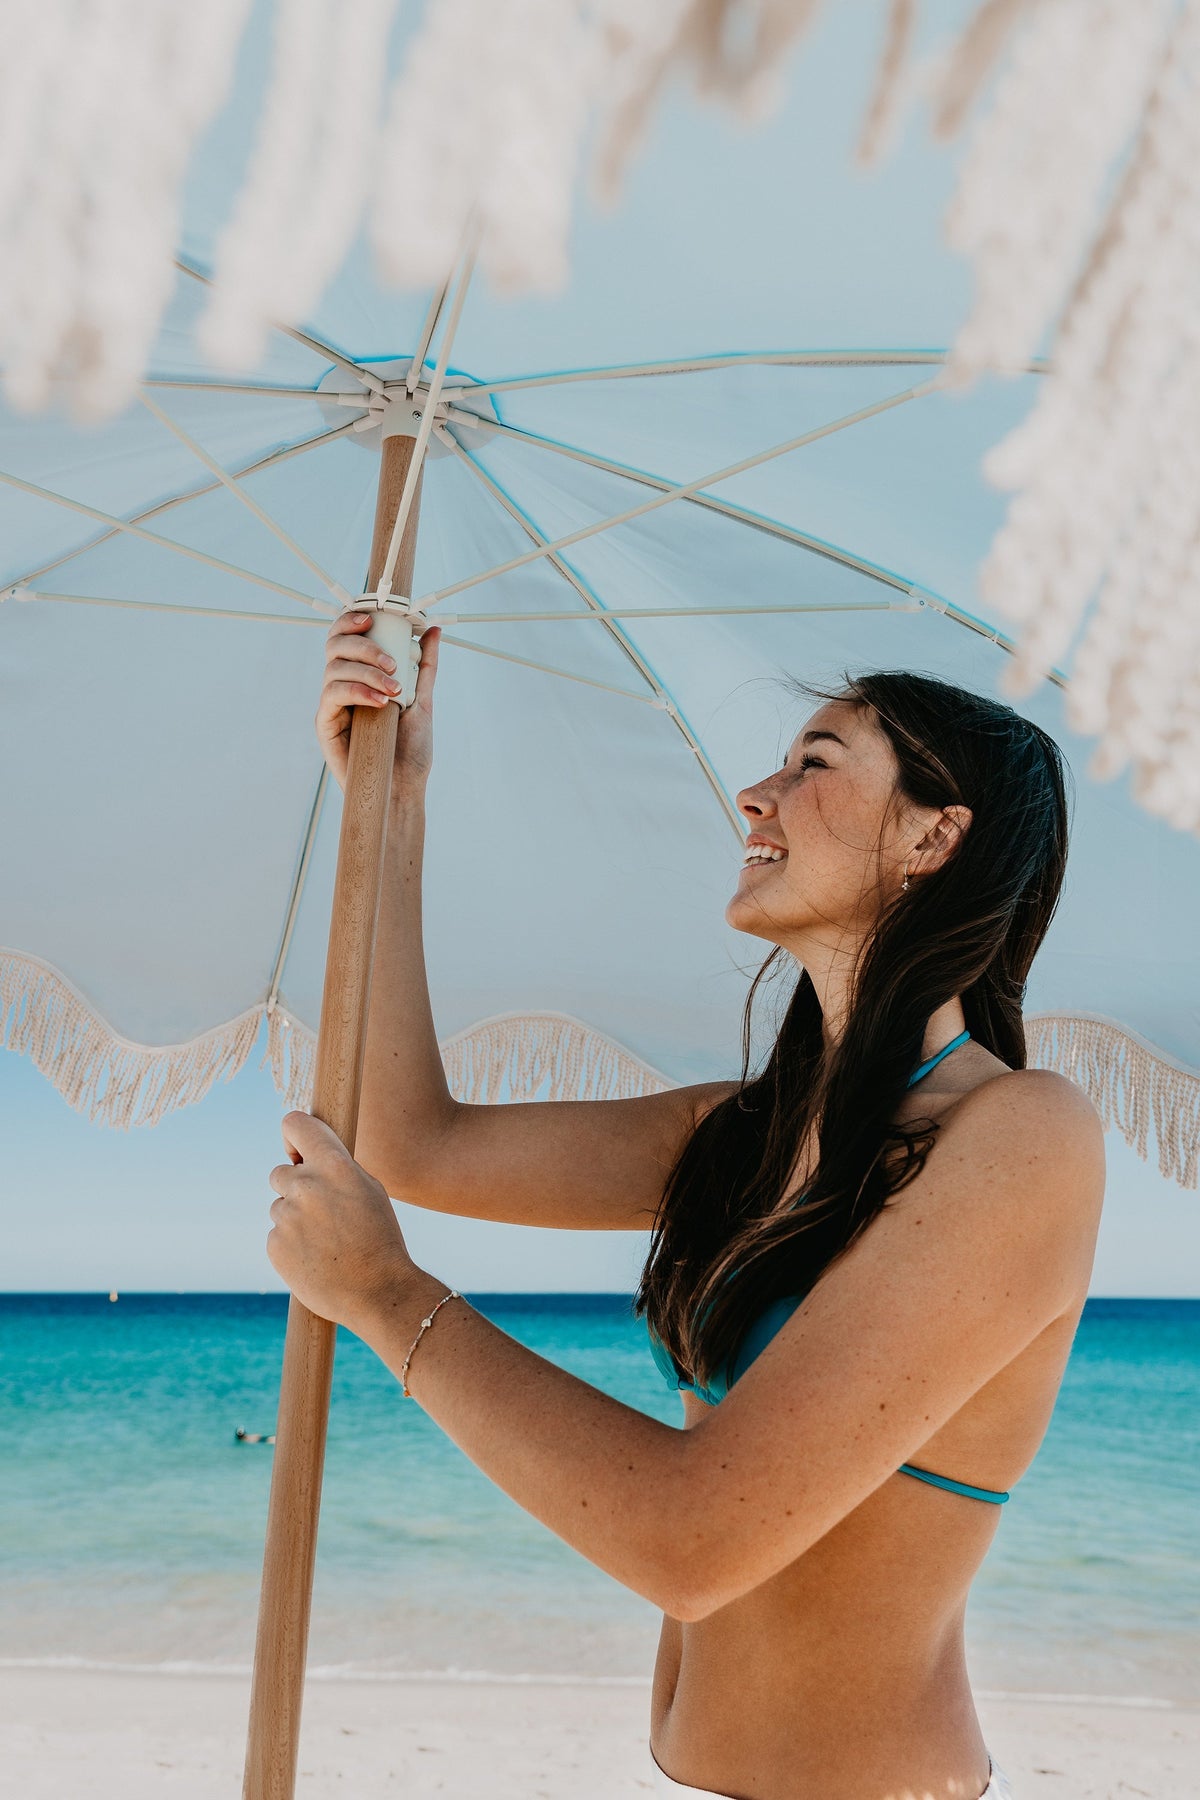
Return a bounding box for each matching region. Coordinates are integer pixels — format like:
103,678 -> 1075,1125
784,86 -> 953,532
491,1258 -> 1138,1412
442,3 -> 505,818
262,1002 -> 317,1116
0,950 -> 672,1127
260,1007 -> 672,1114
436,1010 -> 671,1104
3,948 -> 1197,1186
0,949 -> 261,1130
1025,1010 -> 1200,1190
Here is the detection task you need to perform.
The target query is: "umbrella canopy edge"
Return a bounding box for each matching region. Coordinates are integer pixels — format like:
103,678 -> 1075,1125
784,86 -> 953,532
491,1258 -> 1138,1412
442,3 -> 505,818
3,945 -> 1198,1190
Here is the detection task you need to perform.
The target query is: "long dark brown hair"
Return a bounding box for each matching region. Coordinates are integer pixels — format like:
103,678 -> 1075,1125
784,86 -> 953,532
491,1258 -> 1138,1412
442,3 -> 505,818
634,667 -> 1072,1393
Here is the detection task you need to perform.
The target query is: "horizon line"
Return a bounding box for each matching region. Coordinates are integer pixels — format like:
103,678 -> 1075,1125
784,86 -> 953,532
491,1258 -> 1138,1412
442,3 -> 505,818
1,1290 -> 1195,1303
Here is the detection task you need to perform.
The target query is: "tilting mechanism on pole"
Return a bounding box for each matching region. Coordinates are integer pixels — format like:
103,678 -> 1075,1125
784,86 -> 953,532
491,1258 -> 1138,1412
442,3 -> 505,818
342,592 -> 426,708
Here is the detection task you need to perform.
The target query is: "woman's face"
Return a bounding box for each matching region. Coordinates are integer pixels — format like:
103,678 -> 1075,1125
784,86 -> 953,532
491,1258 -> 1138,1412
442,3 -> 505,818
725,698 -> 917,948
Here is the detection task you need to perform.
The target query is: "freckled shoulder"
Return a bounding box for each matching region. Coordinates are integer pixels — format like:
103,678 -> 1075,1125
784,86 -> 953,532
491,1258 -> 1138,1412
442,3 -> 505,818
957,1062 -> 1103,1129
931,1063 -> 1107,1221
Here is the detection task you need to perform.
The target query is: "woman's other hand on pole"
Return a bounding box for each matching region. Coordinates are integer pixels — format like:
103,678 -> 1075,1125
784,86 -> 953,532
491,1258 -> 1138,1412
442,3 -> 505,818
267,1111 -> 420,1335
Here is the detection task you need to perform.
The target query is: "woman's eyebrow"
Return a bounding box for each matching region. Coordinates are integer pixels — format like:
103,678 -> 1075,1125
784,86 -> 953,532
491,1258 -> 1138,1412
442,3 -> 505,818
784,728 -> 847,766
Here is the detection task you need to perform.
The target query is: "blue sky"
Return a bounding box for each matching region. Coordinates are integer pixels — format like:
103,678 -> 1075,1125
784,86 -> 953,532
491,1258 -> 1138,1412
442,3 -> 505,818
2,1033 -> 1196,1296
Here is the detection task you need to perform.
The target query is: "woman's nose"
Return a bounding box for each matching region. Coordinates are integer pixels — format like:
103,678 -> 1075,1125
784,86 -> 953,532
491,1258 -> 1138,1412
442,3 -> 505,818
736,781 -> 777,823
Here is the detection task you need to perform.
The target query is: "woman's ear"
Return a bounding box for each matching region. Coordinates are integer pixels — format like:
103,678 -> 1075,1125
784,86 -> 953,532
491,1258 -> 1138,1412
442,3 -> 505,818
922,804 -> 973,872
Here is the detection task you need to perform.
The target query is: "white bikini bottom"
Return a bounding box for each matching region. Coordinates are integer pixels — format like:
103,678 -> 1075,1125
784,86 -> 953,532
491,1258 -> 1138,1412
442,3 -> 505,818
650,1741 -> 1015,1798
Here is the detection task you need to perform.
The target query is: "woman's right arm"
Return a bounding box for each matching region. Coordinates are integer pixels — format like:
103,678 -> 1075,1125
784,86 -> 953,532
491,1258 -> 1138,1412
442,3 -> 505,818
316,612 -> 736,1231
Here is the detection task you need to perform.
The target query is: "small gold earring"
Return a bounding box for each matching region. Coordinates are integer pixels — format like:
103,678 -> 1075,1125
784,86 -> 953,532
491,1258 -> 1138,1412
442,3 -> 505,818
902,859 -> 910,891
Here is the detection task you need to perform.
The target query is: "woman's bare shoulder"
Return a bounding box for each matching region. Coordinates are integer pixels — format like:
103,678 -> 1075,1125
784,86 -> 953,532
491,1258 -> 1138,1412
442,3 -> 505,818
688,1078 -> 742,1124
923,1040 -> 1104,1137
938,1062 -> 1107,1218
957,1058 -> 1104,1125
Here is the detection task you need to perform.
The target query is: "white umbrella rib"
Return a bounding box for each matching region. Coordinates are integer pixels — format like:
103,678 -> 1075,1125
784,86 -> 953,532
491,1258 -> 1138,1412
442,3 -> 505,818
174,255 -> 387,397
404,278 -> 453,398
5,419 -> 365,594
438,633 -> 658,704
480,430 -> 1072,685
450,601 -> 899,622
439,425 -> 679,655
0,468 -> 333,614
376,235 -> 476,600
137,389 -> 351,607
10,593 -> 904,629
266,765 -> 330,1024
12,586 -> 1064,691
417,380 -> 944,608
475,415 -> 916,591
11,591 -> 333,624
141,381 -> 349,398
446,350 -> 1049,401
912,588 -> 1069,692
440,429 -> 743,839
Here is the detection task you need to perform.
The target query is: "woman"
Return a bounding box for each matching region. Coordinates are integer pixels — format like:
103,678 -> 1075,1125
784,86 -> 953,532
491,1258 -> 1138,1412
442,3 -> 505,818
267,611 -> 1106,1800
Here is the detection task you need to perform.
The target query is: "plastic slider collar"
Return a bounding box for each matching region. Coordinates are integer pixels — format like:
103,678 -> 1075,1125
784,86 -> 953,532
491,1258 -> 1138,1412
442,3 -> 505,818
345,591 -> 431,632
343,592 -> 427,707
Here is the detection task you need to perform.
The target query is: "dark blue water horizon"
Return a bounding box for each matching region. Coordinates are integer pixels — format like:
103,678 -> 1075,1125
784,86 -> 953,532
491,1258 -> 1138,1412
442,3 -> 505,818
4,1291 -> 1196,1309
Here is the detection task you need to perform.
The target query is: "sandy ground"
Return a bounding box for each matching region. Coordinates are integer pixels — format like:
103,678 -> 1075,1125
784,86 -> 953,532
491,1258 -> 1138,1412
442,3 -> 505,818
1,1668 -> 1196,1799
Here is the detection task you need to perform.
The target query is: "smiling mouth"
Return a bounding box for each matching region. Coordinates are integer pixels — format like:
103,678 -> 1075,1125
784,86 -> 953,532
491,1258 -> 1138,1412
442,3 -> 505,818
741,847 -> 787,870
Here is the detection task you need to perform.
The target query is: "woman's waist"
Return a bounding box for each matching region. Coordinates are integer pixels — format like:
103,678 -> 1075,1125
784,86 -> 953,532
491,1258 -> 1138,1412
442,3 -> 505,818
652,1626 -> 982,1797
653,1599 -> 971,1729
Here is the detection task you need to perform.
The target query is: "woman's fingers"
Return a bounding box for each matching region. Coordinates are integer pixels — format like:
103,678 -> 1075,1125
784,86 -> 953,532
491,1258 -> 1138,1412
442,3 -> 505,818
325,655 -> 400,698
282,1109 -> 347,1164
326,609 -> 373,643
321,678 -> 391,710
317,613 -> 439,791
324,613 -> 436,698
325,616 -> 396,674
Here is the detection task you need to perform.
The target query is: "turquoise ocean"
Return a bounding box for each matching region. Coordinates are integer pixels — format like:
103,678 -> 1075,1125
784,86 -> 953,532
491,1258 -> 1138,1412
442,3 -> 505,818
1,1295 -> 1196,1704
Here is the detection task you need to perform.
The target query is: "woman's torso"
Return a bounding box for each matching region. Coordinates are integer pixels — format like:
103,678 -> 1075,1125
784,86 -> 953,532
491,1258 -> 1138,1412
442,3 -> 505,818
648,1040 -> 1091,1800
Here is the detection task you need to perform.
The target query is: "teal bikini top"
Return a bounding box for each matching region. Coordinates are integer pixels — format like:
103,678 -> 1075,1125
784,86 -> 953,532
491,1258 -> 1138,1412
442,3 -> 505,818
647,1030 -> 1012,1505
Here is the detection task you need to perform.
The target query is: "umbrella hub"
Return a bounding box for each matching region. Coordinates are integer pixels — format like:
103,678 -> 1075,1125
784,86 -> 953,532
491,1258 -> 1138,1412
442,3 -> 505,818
316,361 -> 497,454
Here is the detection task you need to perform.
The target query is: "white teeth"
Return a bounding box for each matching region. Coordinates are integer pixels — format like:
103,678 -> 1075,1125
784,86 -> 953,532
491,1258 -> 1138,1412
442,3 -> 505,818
742,845 -> 786,867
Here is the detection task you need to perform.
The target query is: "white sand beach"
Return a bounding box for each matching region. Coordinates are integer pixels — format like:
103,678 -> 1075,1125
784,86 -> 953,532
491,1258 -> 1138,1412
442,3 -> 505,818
1,1668 -> 1196,1799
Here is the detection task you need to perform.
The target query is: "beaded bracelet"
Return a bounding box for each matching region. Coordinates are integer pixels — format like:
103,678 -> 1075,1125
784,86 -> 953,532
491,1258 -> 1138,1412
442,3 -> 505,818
400,1288 -> 463,1396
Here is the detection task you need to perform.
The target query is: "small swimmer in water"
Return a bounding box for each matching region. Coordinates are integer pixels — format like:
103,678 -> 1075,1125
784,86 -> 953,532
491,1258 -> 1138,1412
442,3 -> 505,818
235,1426 -> 276,1445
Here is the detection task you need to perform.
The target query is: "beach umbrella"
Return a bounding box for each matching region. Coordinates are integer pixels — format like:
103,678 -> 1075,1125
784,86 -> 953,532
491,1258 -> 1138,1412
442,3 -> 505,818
3,2 -> 1198,818
3,7 -> 1200,1799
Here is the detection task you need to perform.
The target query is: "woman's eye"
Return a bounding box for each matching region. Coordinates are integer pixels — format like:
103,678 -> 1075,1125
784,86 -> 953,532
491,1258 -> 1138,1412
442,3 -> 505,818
797,754 -> 824,772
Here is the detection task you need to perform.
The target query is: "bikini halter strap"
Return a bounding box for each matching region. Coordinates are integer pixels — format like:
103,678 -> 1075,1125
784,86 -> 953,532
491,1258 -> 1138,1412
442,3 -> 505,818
908,1028 -> 970,1087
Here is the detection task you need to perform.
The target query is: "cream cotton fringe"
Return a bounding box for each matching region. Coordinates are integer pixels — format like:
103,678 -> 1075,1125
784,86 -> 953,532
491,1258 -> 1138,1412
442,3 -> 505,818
0,949 -> 262,1132
1024,1012 -> 1200,1191
3,945 -> 1198,1189
0,949 -> 668,1127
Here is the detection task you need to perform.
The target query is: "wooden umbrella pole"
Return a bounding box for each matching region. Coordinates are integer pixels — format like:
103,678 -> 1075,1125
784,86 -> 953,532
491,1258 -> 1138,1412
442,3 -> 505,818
243,431 -> 424,1800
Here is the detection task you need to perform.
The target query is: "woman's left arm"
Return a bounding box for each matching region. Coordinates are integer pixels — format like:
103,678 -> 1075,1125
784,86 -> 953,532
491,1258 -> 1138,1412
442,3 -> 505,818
267,1069 -> 1104,1626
